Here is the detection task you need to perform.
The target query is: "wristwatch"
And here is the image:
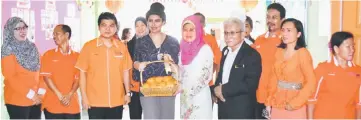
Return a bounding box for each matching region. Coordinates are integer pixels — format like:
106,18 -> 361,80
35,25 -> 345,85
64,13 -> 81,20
126,92 -> 133,97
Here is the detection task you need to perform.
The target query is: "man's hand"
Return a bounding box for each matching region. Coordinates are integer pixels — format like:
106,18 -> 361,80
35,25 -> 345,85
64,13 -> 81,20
55,91 -> 63,101
211,95 -> 218,103
285,103 -> 294,111
31,94 -> 42,105
82,98 -> 90,110
61,92 -> 74,106
124,95 -> 131,105
214,85 -> 226,102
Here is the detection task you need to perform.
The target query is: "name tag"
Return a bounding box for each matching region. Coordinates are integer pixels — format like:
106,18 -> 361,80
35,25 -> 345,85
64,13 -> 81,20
235,64 -> 245,68
114,55 -> 123,58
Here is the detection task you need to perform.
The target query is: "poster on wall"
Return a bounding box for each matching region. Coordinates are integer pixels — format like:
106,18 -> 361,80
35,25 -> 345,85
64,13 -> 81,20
17,0 -> 31,9
10,7 -> 36,43
64,17 -> 81,52
11,8 -> 17,17
45,0 -> 56,10
29,10 -> 35,43
41,9 -> 46,30
41,9 -> 58,40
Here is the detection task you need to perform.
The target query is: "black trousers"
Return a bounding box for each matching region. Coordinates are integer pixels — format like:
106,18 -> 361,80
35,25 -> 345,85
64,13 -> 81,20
6,104 -> 41,119
88,105 -> 123,119
44,109 -> 80,119
129,92 -> 142,119
255,102 -> 267,119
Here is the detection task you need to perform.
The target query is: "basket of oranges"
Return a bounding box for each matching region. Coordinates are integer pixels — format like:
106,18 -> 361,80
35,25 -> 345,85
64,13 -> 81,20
139,60 -> 179,97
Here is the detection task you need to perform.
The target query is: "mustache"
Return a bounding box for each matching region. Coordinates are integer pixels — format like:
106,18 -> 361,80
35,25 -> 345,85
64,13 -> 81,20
267,22 -> 275,26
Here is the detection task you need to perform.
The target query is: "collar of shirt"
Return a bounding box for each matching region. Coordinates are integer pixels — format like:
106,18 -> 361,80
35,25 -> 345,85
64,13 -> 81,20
55,47 -> 72,55
331,56 -> 354,67
226,41 -> 244,56
222,41 -> 243,84
265,31 -> 281,38
244,38 -> 253,45
96,37 -> 118,48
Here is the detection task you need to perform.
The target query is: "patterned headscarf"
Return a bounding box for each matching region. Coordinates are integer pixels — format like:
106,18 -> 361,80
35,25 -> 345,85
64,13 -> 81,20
1,17 -> 40,71
180,15 -> 205,65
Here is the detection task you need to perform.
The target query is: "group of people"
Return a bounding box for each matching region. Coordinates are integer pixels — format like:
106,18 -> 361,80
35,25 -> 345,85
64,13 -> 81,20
2,1 -> 360,120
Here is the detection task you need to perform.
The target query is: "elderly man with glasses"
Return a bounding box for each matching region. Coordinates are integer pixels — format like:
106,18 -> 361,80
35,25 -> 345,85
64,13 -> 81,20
211,17 -> 262,119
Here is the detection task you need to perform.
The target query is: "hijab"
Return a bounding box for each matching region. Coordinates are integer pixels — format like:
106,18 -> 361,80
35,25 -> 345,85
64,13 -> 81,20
180,15 -> 205,65
1,17 -> 40,71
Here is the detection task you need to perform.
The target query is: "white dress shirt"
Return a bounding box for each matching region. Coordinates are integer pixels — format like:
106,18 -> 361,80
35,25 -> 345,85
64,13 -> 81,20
244,38 -> 253,45
222,42 -> 243,84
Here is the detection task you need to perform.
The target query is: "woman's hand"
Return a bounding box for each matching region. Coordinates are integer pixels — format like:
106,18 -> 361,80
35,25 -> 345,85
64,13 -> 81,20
135,61 -> 149,71
173,84 -> 183,96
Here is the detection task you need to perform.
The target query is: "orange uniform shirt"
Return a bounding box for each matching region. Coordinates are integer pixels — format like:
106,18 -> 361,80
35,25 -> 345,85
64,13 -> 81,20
130,69 -> 140,92
117,39 -> 140,92
2,55 -> 40,106
40,48 -> 80,114
251,31 -> 282,103
75,38 -> 132,107
309,57 -> 361,119
204,34 -> 221,86
265,48 -> 316,109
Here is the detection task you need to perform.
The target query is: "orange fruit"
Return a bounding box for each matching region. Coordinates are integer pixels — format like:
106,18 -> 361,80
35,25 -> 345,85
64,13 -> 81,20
142,84 -> 149,88
155,77 -> 163,83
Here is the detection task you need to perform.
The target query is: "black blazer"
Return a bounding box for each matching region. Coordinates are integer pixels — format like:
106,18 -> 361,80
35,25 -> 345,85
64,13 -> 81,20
211,42 -> 262,119
127,36 -> 137,61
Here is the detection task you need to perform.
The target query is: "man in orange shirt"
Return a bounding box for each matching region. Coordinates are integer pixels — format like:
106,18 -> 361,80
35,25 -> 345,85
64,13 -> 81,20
40,24 -> 80,119
194,12 -> 222,104
75,12 -> 132,119
252,3 -> 286,119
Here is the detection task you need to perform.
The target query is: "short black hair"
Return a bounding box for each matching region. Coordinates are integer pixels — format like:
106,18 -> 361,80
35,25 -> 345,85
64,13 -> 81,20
330,31 -> 354,54
97,12 -> 118,29
121,28 -> 131,40
267,3 -> 286,19
61,24 -> 71,39
278,18 -> 306,50
245,16 -> 253,29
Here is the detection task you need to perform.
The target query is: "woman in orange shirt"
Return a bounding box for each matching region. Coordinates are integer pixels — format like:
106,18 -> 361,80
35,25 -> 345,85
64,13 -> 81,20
1,17 -> 42,119
265,18 -> 316,119
307,31 -> 361,119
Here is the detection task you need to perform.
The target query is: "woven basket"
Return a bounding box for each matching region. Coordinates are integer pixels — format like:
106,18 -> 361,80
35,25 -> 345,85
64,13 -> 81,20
140,61 -> 179,97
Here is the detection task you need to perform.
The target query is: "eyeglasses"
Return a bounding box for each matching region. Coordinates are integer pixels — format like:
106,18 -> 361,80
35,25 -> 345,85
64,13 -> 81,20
14,26 -> 28,31
224,31 -> 242,36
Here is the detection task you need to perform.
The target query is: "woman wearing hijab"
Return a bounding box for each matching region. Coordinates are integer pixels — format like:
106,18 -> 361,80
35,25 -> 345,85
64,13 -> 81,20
128,17 -> 149,60
179,15 -> 213,119
128,17 -> 148,119
133,2 -> 180,119
1,17 -> 42,119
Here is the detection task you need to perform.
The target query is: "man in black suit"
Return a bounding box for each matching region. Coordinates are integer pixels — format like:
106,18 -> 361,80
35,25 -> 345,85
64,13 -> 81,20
211,17 -> 262,119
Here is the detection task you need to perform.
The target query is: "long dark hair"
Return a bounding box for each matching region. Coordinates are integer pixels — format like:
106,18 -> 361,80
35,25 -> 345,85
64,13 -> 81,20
278,18 -> 306,50
121,28 -> 130,40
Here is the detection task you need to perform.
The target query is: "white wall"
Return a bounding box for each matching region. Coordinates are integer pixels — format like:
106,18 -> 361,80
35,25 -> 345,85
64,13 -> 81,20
306,1 -> 332,67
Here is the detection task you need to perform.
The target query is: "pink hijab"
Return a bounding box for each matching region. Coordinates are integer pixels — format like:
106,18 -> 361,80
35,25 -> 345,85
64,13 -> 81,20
180,15 -> 205,65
